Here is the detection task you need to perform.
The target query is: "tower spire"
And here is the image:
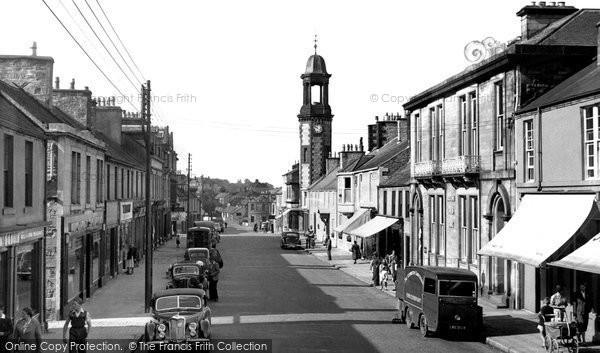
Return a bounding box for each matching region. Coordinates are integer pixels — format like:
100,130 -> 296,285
314,34 -> 318,55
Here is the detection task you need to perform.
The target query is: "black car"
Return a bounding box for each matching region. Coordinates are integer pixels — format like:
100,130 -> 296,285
166,263 -> 205,289
144,289 -> 212,345
281,232 -> 301,249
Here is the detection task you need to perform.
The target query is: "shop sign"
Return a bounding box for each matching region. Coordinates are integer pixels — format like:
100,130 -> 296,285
120,201 -> 133,221
0,228 -> 44,247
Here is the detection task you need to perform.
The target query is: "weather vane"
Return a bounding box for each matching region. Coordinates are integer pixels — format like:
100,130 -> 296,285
314,34 -> 318,54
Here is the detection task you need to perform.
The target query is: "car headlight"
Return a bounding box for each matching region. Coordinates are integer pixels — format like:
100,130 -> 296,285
454,314 -> 461,321
188,322 -> 197,330
157,324 -> 166,332
158,332 -> 165,339
190,329 -> 197,337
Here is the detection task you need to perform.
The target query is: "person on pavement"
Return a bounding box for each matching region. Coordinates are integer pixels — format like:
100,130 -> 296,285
208,258 -> 220,302
550,285 -> 567,321
63,298 -> 92,353
126,245 -> 135,275
325,235 -> 332,260
572,283 -> 594,343
537,297 -> 554,347
14,307 -> 42,352
306,226 -> 314,249
370,254 -> 381,287
351,241 -> 361,264
0,305 -> 13,353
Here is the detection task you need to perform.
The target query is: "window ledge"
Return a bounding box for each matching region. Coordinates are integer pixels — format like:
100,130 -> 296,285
493,149 -> 504,154
2,208 -> 15,216
23,207 -> 33,214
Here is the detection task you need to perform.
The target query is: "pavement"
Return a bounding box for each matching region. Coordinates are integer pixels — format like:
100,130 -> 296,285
302,236 -> 600,353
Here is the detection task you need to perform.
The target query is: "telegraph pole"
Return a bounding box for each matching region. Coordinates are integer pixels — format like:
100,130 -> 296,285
187,154 -> 191,230
143,80 -> 152,312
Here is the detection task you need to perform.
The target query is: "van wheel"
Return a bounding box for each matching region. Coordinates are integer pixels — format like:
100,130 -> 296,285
419,315 -> 429,337
405,309 -> 414,329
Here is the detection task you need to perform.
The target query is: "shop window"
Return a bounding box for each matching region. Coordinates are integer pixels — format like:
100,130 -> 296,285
15,244 -> 34,311
67,236 -> 83,301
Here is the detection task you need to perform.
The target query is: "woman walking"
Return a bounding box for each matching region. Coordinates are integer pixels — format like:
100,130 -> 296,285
14,307 -> 42,352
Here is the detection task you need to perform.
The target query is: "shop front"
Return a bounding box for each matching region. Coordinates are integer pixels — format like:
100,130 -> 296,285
335,208 -> 371,252
479,194 -> 600,312
0,225 -> 46,319
347,216 -> 400,259
103,201 -> 120,283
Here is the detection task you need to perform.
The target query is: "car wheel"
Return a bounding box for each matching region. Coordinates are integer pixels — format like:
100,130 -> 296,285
406,309 -> 414,329
419,315 -> 429,337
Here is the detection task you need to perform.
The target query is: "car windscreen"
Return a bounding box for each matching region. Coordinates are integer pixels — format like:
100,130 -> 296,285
284,233 -> 299,239
155,295 -> 202,311
188,252 -> 208,261
173,266 -> 199,275
438,280 -> 476,297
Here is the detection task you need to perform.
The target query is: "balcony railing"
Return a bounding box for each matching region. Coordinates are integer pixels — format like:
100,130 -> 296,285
441,155 -> 480,175
414,160 -> 441,177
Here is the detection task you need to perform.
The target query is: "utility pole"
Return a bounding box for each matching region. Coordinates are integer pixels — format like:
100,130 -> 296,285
143,80 -> 152,312
187,153 -> 191,230
199,175 -> 203,221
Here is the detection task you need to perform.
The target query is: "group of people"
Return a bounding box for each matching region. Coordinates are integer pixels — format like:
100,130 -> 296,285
369,251 -> 399,291
537,283 -> 595,346
0,299 -> 91,353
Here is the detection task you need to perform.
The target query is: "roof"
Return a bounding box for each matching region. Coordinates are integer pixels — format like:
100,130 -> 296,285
152,288 -> 206,298
340,138 -> 409,174
308,166 -> 339,192
403,8 -> 600,110
0,80 -> 63,124
0,93 -> 46,140
379,163 -> 411,187
340,156 -> 363,173
518,60 -> 600,113
95,130 -> 142,168
305,54 -> 328,75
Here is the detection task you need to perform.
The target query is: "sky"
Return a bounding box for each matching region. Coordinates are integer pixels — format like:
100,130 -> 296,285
2,0 -> 599,187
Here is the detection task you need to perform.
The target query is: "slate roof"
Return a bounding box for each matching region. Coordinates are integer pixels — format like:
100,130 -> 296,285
518,60 -> 600,113
308,166 -> 339,192
339,157 -> 363,173
379,163 -> 411,187
0,80 -> 63,124
95,130 -> 142,168
0,93 -> 46,140
340,138 -> 409,173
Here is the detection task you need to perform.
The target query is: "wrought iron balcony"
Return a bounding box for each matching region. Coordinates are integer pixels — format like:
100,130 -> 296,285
413,160 -> 442,177
441,155 -> 481,175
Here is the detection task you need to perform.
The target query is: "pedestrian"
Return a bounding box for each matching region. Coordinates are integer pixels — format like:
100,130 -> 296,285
0,305 -> 13,353
306,226 -> 314,249
176,235 -> 181,248
351,241 -> 361,264
224,222 -> 228,229
325,235 -> 332,260
550,285 -> 567,321
63,298 -> 92,353
379,260 -> 390,291
370,254 -> 381,287
537,297 -> 554,347
14,307 -> 42,352
389,254 -> 398,286
253,223 -> 258,232
126,245 -> 135,275
572,283 -> 594,343
208,258 -> 220,302
132,245 -> 139,268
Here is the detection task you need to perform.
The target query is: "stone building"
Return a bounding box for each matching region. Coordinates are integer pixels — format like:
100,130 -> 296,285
403,3 -> 600,310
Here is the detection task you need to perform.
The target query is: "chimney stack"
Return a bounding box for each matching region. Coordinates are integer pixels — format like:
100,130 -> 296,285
31,42 -> 37,56
70,79 -> 75,89
517,2 -> 577,40
55,77 -> 60,89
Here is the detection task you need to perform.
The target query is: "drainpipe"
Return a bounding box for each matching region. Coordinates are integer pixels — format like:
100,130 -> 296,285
537,107 -> 543,192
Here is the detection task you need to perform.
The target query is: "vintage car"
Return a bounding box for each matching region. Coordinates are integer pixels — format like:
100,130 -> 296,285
166,263 -> 204,289
280,232 -> 301,249
184,248 -> 211,267
144,289 -> 211,344
396,266 -> 482,337
187,227 -> 211,248
194,221 -> 220,245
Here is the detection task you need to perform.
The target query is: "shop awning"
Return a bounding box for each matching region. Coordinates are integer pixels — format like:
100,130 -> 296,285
549,234 -> 600,274
276,208 -> 303,219
334,208 -> 370,233
478,194 -> 597,267
347,216 -> 398,238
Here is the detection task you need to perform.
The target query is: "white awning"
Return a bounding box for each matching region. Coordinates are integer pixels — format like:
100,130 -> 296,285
549,234 -> 600,274
334,208 -> 370,233
347,216 -> 398,238
478,194 -> 597,267
275,209 -> 291,219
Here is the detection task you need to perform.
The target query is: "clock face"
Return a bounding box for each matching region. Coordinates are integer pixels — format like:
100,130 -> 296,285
313,124 -> 323,134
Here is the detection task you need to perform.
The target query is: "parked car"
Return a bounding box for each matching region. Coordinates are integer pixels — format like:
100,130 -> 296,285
166,263 -> 205,289
187,227 -> 211,248
184,248 -> 210,267
280,232 -> 301,250
143,289 -> 211,344
194,221 -> 220,245
396,266 -> 482,337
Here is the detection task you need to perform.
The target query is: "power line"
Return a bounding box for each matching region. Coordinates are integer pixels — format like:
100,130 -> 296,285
41,0 -> 139,112
70,0 -> 141,95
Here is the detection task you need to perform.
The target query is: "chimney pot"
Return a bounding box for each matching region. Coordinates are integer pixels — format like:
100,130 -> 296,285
549,1 -> 556,6
375,116 -> 379,122
55,77 -> 60,89
84,86 -> 89,91
531,1 -> 536,5
30,41 -> 37,56
539,1 -> 546,6
70,79 -> 75,90
557,1 -> 565,5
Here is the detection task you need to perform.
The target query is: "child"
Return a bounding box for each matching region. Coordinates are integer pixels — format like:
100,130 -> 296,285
176,235 -> 181,248
379,260 -> 389,291
538,297 -> 554,347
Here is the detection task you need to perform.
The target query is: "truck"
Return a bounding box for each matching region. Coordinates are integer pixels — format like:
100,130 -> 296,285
186,227 -> 211,248
396,266 -> 482,337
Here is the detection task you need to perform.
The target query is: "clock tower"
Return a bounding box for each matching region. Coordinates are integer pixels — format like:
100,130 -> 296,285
298,42 -> 333,196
